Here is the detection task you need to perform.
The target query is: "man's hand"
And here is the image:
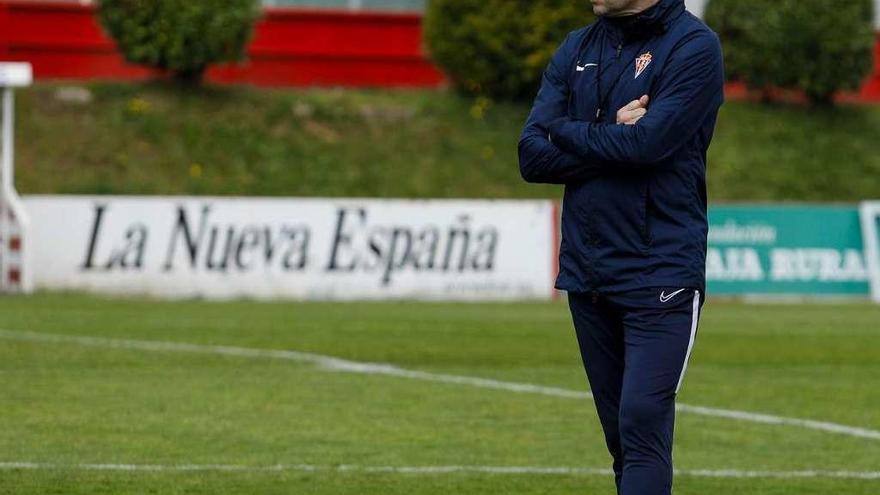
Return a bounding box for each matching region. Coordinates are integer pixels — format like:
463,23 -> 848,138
616,95 -> 650,125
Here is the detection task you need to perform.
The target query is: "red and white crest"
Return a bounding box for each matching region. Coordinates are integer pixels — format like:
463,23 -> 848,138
634,52 -> 653,79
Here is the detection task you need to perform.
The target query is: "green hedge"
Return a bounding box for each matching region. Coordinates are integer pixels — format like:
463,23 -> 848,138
705,0 -> 875,104
98,0 -> 260,84
424,0 -> 594,100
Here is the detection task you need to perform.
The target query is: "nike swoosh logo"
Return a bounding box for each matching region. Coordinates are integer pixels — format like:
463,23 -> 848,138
659,288 -> 687,303
576,63 -> 598,72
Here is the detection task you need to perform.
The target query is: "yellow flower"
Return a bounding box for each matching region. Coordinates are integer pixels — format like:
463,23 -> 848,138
189,163 -> 203,178
470,96 -> 492,120
127,97 -> 150,114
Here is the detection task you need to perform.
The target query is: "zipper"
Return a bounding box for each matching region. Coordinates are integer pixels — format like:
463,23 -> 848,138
594,43 -> 626,121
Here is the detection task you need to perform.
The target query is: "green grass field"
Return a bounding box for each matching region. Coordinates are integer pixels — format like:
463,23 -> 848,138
1,294 -> 879,494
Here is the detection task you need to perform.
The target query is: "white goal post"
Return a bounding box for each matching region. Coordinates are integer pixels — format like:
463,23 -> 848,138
860,201 -> 880,303
0,63 -> 33,294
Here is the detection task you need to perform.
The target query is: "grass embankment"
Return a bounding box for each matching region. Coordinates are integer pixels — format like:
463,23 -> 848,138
15,83 -> 880,201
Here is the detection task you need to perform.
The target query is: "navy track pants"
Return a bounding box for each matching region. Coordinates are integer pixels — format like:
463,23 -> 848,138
567,287 -> 703,495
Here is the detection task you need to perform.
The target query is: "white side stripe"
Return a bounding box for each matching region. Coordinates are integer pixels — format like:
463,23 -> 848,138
1,462 -> 879,480
1,329 -> 879,441
676,290 -> 701,394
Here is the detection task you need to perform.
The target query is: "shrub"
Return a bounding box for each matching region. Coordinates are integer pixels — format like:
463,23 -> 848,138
424,0 -> 594,100
705,0 -> 876,105
98,0 -> 261,84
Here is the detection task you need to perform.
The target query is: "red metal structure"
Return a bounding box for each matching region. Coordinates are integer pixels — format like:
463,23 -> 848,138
863,39 -> 880,100
0,0 -> 878,101
0,1 -> 445,87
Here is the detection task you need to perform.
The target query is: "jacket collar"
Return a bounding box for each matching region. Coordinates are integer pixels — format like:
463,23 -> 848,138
600,0 -> 686,42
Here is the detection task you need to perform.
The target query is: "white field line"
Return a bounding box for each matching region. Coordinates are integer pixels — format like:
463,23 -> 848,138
1,461 -> 879,480
2,329 -> 879,442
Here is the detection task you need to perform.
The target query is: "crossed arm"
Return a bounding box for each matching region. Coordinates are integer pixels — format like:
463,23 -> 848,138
518,81 -> 648,183
518,31 -> 724,183
517,34 -> 608,185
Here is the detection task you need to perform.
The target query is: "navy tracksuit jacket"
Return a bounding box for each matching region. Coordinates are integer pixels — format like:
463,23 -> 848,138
518,1 -> 723,493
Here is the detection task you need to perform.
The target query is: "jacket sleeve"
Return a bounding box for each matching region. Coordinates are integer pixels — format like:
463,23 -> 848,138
548,31 -> 724,166
517,33 -> 602,184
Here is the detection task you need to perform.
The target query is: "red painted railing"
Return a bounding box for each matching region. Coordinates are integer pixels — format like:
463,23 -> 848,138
0,0 -> 878,101
0,1 -> 445,87
861,35 -> 880,101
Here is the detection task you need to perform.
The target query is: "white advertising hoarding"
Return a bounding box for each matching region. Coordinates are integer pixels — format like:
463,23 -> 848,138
22,196 -> 556,301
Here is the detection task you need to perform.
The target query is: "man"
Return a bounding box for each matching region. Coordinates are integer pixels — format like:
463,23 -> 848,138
518,0 -> 723,494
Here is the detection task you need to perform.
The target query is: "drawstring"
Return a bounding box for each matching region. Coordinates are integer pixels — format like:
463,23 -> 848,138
585,33 -> 652,122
